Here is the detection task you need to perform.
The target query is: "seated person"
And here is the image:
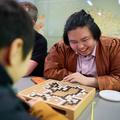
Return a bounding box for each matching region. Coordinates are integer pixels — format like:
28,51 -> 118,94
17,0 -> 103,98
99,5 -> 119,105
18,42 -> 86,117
44,9 -> 120,91
0,0 -> 68,120
20,1 -> 47,77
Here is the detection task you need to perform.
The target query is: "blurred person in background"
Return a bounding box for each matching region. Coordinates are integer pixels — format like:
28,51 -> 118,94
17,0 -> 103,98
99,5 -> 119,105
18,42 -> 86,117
20,1 -> 47,77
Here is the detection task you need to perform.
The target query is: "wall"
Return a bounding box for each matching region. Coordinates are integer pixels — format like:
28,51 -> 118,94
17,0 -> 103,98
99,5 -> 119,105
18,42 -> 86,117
18,0 -> 120,49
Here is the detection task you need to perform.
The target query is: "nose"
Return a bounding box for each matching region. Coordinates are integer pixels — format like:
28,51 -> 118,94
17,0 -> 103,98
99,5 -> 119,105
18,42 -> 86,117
78,43 -> 85,50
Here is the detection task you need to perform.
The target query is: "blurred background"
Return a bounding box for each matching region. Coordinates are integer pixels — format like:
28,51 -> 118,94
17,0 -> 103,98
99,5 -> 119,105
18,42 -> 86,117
17,0 -> 120,49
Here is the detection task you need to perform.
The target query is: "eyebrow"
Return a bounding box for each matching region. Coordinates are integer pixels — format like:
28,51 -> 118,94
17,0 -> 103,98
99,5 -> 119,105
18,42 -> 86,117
69,36 -> 91,41
69,40 -> 78,43
80,36 -> 90,40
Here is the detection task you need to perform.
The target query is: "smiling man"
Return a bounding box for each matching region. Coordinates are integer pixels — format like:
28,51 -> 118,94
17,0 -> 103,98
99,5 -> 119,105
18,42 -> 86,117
44,9 -> 120,91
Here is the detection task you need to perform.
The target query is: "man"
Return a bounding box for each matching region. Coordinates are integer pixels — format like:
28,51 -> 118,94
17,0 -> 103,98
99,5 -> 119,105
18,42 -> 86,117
44,9 -> 120,91
20,1 -> 47,77
0,0 -> 68,120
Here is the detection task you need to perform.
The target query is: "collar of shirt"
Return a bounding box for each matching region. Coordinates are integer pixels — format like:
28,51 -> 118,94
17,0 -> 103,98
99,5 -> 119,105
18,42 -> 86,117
0,64 -> 13,85
91,45 -> 96,57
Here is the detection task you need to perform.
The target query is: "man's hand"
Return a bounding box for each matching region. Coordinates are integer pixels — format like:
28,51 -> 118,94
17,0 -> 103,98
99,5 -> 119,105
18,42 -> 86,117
17,94 -> 42,107
63,72 -> 98,88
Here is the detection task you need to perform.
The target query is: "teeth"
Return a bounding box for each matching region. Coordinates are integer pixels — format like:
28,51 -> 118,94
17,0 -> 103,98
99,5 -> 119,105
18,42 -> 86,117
79,50 -> 86,52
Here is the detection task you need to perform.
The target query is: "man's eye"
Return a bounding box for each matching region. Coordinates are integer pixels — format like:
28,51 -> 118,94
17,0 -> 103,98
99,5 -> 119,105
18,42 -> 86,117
70,41 -> 78,44
82,39 -> 88,42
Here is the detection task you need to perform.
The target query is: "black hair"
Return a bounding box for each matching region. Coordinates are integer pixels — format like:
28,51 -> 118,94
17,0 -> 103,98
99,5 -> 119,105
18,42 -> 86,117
63,9 -> 101,45
0,0 -> 34,60
19,1 -> 38,22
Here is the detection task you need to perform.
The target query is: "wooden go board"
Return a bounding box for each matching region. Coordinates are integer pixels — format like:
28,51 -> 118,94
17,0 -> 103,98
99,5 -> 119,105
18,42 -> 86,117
18,79 -> 96,120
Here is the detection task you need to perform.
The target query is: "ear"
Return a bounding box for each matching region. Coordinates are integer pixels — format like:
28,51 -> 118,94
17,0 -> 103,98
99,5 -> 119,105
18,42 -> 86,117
32,19 -> 36,25
9,38 -> 23,67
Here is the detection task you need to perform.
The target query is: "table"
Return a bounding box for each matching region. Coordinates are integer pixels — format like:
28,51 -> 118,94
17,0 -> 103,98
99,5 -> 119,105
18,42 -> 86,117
13,77 -> 120,120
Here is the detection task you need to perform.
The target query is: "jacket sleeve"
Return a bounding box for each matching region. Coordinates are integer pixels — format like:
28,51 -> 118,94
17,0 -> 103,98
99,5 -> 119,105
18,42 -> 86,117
44,43 -> 72,80
30,101 -> 69,120
97,38 -> 120,91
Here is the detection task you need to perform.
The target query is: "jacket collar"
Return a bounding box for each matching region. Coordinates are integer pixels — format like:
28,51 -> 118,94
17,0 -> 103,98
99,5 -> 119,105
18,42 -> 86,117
0,64 -> 13,85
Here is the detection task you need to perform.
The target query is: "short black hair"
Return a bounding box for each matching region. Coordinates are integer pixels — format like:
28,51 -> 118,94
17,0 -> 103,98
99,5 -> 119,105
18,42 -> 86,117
63,9 -> 101,45
19,1 -> 38,22
0,0 -> 34,60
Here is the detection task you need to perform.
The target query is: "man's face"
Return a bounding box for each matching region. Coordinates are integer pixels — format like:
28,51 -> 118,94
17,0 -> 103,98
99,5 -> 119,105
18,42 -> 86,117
68,26 -> 97,56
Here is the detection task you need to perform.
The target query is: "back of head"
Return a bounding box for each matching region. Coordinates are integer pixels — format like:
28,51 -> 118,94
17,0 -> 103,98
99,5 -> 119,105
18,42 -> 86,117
0,0 -> 34,59
19,1 -> 38,22
63,9 -> 101,45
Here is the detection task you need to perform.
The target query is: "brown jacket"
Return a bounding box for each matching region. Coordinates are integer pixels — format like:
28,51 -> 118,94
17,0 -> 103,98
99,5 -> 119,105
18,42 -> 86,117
44,36 -> 120,91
